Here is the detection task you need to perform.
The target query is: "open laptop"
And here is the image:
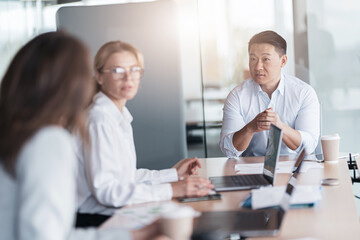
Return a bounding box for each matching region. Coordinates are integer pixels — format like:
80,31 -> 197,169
192,148 -> 306,239
292,147 -> 306,173
210,124 -> 283,191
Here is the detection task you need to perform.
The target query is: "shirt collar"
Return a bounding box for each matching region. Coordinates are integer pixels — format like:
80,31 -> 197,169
93,91 -> 133,124
253,73 -> 285,96
277,73 -> 285,96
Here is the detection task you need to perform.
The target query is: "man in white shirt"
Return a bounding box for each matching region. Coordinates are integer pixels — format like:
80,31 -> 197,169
220,30 -> 320,157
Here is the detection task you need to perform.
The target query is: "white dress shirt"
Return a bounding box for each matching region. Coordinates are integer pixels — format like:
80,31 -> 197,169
76,92 -> 178,215
220,73 -> 320,157
0,126 -> 130,240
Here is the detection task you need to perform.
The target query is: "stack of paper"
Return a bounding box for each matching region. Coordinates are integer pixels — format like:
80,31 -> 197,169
235,161 -> 323,174
250,185 -> 322,209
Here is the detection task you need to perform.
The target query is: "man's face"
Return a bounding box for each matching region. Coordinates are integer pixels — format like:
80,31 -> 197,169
249,43 -> 287,88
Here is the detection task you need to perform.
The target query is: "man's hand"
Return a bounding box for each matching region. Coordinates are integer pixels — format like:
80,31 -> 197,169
249,108 -> 301,150
234,108 -> 300,152
233,108 -> 285,152
248,108 -> 283,132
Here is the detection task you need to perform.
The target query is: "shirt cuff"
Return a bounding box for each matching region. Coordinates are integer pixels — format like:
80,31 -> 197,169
298,130 -> 318,154
152,168 -> 178,184
151,183 -> 173,201
295,131 -> 303,152
224,132 -> 243,157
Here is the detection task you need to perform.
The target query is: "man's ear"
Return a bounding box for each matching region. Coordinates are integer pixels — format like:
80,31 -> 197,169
280,55 -> 288,68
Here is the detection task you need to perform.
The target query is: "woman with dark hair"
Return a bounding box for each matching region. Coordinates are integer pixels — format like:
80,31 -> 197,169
0,32 -> 160,240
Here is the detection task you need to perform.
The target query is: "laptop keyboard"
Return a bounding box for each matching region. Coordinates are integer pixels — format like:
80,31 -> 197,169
230,175 -> 269,186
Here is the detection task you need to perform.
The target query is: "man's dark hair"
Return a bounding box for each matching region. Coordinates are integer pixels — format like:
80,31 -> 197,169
248,30 -> 287,56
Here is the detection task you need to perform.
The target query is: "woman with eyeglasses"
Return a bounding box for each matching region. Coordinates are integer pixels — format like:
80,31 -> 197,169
75,41 -> 213,227
0,32 -> 166,240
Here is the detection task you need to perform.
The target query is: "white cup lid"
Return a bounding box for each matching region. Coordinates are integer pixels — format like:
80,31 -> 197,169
161,206 -> 197,219
321,133 -> 340,141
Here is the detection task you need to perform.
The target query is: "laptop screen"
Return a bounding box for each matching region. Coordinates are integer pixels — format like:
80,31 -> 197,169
263,124 -> 283,183
292,147 -> 306,173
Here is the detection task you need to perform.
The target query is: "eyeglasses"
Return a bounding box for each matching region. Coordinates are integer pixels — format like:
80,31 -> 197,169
101,66 -> 144,81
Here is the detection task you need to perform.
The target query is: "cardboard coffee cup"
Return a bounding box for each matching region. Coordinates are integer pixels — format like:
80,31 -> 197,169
160,206 -> 195,240
321,134 -> 340,162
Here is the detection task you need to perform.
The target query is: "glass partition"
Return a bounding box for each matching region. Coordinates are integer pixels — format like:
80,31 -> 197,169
1,0 -> 360,157
0,0 -> 140,79
306,0 -> 360,153
186,0 -> 295,157
0,0 -> 60,79
187,0 -> 360,157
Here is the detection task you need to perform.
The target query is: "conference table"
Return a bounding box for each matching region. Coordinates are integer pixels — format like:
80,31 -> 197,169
101,156 -> 360,239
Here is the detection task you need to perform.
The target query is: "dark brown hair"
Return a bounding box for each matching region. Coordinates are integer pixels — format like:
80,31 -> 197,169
248,30 -> 287,56
0,31 -> 94,175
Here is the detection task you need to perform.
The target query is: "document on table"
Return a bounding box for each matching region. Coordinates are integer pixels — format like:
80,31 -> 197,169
100,202 -> 199,230
250,185 -> 322,209
235,161 -> 323,174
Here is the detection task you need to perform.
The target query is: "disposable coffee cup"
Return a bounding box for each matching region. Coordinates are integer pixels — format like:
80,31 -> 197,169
321,134 -> 340,162
160,206 -> 195,240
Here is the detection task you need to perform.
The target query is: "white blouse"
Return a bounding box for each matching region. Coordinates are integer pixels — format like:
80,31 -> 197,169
76,92 -> 178,215
0,126 -> 130,240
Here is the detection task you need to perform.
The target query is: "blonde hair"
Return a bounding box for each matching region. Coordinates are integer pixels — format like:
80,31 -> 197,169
95,41 -> 144,73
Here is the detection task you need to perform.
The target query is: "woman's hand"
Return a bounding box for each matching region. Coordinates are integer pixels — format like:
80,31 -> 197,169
172,157 -> 201,179
171,176 -> 214,198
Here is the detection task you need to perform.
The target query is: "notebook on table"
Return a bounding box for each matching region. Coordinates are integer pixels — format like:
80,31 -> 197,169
210,124 -> 283,191
192,148 -> 306,239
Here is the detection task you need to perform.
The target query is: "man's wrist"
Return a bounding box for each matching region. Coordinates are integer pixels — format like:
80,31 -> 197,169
244,122 -> 255,134
277,121 -> 286,131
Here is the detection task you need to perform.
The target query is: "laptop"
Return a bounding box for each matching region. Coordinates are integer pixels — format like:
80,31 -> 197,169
210,124 -> 283,191
292,147 -> 306,173
192,148 -> 306,239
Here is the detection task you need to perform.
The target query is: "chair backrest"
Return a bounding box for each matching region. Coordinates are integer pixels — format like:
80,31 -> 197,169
57,1 -> 187,169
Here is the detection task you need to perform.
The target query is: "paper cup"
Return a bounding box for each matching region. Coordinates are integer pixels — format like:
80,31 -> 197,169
160,206 -> 195,240
321,134 -> 340,162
